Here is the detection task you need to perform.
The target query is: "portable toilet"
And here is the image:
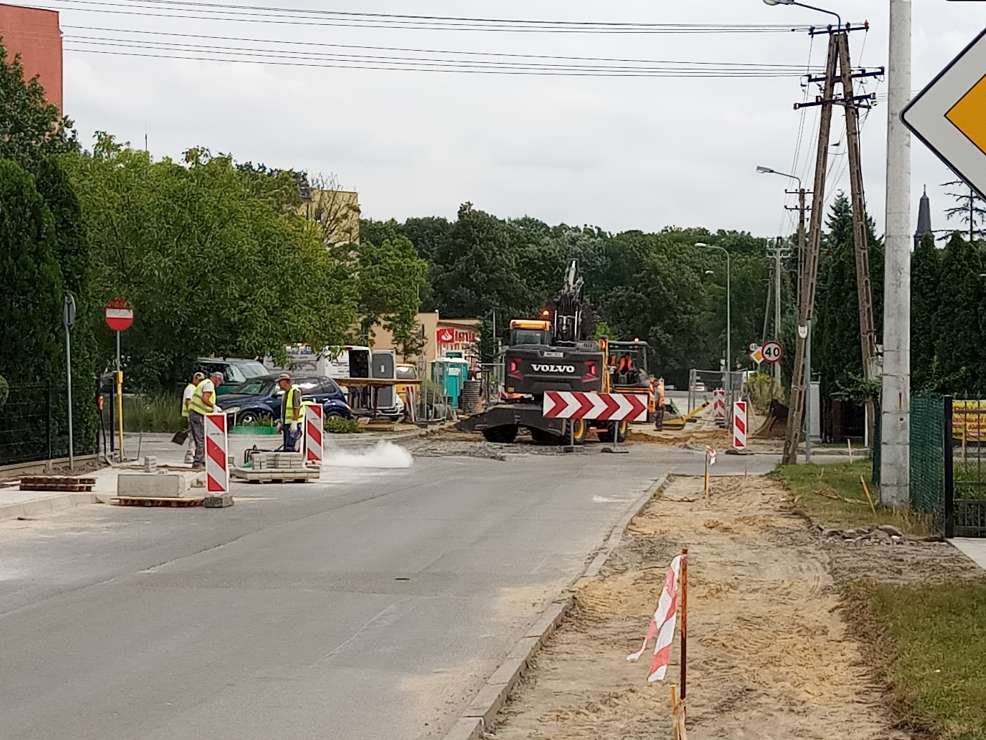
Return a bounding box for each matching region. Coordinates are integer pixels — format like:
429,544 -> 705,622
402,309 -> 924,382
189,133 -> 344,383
432,357 -> 471,409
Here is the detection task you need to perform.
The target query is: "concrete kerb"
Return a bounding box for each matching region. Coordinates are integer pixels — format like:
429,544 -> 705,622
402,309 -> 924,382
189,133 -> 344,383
0,492 -> 96,522
443,473 -> 671,740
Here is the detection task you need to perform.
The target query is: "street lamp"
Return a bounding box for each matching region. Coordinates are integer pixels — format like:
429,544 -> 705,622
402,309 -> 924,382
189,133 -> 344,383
695,242 -> 731,375
761,0 -> 842,29
755,165 -> 801,191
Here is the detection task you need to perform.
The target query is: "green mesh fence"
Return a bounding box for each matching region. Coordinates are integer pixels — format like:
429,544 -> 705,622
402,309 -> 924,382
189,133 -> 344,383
909,395 -> 944,527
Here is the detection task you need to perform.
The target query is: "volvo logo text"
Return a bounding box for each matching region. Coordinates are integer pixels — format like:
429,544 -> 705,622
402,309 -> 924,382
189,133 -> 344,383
531,363 -> 576,374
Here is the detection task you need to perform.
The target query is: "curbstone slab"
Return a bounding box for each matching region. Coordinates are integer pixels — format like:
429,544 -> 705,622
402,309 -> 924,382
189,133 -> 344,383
0,492 -> 95,522
117,473 -> 186,498
443,717 -> 483,740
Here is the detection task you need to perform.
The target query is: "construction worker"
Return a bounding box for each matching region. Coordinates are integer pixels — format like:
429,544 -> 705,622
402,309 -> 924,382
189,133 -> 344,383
654,376 -> 667,431
188,371 -> 223,470
277,372 -> 304,452
182,371 -> 206,464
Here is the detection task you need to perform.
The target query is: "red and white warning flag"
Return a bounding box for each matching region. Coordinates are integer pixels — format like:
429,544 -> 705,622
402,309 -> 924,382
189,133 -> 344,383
706,446 -> 717,466
626,554 -> 683,682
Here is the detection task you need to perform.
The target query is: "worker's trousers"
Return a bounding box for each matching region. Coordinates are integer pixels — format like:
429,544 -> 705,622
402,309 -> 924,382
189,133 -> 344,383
189,412 -> 206,465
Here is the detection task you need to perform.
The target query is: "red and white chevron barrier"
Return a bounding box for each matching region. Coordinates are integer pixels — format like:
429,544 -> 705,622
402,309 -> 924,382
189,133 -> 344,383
542,391 -> 648,422
733,400 -> 748,450
205,412 -> 229,494
627,553 -> 684,682
305,404 -> 324,467
712,388 -> 726,422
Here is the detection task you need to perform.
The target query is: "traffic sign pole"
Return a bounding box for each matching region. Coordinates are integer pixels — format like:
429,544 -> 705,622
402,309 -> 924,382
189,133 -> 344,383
105,299 -> 134,462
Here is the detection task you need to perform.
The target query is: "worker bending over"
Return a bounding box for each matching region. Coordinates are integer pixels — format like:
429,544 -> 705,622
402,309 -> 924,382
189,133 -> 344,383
182,372 -> 205,464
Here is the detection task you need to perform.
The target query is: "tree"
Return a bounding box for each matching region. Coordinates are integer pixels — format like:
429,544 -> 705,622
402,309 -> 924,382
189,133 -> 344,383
910,233 -> 940,392
934,232 -> 982,392
0,159 -> 63,383
34,158 -> 100,453
942,179 -> 986,245
814,193 -> 884,397
62,134 -> 357,391
346,235 -> 428,355
0,42 -> 77,173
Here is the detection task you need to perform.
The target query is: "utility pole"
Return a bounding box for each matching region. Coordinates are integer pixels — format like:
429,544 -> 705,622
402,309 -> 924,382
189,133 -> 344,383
880,0 -> 912,507
766,239 -> 791,387
783,33 -> 838,465
783,22 -> 880,465
785,188 -> 810,311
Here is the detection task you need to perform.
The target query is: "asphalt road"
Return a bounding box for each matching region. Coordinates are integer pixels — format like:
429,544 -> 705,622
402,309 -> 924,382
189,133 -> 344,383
0,442 -> 772,740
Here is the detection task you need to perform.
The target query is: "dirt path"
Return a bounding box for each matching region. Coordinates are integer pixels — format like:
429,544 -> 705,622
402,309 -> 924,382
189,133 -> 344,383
487,475 -> 975,740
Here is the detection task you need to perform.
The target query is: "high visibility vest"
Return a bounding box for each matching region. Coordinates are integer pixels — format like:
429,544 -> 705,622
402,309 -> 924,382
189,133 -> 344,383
282,385 -> 305,424
181,383 -> 196,418
189,381 -> 216,416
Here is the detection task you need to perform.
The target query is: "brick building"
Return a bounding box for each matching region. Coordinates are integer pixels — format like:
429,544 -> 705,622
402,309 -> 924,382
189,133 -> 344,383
0,3 -> 63,111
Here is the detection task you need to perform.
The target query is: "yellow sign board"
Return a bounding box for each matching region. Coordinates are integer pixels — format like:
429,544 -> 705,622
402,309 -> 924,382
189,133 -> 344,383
946,74 -> 986,156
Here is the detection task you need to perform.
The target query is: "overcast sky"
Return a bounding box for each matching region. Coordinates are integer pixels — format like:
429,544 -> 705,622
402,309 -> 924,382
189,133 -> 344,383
52,0 -> 986,238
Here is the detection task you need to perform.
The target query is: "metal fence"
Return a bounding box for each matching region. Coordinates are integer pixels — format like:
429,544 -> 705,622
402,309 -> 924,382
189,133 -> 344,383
945,397 -> 986,538
0,383 -> 57,466
909,395 -> 945,527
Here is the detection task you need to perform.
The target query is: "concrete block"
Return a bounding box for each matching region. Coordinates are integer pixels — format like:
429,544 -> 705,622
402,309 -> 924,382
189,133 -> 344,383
116,473 -> 186,498
204,494 -> 234,508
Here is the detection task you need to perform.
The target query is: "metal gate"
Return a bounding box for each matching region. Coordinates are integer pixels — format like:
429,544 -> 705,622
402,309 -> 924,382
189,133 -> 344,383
945,396 -> 986,538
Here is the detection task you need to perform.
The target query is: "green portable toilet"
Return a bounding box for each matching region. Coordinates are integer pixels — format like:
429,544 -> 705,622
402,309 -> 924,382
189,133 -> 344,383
432,357 -> 471,409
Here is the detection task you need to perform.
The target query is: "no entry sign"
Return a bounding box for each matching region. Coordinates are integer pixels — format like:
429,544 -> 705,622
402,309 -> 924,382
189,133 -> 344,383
105,298 -> 134,332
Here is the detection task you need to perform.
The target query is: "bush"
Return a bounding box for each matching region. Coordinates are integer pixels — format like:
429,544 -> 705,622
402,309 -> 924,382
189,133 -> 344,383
123,393 -> 183,433
326,416 -> 361,434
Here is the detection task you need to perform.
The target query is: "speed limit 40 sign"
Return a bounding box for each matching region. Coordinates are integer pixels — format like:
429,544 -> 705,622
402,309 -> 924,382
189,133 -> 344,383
762,341 -> 783,364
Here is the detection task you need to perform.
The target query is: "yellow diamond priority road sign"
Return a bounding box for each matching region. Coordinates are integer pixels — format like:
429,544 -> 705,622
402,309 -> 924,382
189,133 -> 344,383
903,28 -> 986,199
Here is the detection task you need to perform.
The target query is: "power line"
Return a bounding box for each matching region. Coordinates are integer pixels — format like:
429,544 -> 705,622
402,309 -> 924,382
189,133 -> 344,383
38,0 -> 827,33
60,25 -> 827,69
62,43 -> 819,76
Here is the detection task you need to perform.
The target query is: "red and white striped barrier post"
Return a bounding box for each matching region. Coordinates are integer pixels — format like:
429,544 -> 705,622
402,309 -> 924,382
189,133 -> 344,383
304,404 -> 324,467
204,412 -> 233,507
626,550 -> 689,738
732,401 -> 748,451
713,389 -> 726,426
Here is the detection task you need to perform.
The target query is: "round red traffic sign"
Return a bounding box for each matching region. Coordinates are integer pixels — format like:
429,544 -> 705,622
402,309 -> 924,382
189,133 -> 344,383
105,298 -> 134,332
762,340 -> 783,364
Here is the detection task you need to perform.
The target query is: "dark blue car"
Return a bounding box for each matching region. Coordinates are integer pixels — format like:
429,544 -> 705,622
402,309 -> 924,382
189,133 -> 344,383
220,375 -> 353,426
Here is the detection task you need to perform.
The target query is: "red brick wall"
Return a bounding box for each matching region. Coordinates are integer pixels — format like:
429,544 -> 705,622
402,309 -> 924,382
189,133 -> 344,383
0,4 -> 63,112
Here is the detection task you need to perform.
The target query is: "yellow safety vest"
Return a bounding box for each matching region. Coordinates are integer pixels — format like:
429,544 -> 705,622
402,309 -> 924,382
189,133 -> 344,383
182,383 -> 196,418
190,381 -> 216,416
282,385 -> 305,424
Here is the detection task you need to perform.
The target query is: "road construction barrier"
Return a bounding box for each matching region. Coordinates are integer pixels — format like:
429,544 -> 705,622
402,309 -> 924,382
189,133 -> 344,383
205,412 -> 229,494
713,389 -> 726,424
542,391 -> 649,422
732,401 -> 748,450
305,404 -> 324,467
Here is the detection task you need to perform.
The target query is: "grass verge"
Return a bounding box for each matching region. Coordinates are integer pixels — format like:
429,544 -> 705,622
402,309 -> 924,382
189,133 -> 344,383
771,460 -> 930,535
849,581 -> 986,739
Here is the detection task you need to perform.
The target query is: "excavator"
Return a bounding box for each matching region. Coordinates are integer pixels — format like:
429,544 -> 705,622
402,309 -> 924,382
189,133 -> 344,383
459,261 -> 654,444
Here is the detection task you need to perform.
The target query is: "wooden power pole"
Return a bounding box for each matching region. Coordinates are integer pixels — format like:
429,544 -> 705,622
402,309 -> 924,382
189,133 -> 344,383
783,23 -> 882,465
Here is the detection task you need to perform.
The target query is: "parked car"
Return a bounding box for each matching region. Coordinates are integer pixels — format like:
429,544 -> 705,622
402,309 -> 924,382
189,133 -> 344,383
221,375 -> 353,426
196,357 -> 272,396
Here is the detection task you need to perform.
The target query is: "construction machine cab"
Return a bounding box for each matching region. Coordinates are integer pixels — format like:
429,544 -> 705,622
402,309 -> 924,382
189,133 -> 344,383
608,340 -> 650,388
509,319 -> 552,347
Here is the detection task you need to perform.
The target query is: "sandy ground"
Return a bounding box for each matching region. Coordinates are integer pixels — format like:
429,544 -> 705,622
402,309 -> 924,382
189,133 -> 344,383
488,475 -> 981,740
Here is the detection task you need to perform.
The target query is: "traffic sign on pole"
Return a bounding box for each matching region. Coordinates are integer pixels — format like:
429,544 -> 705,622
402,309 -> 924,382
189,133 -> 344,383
749,346 -> 765,364
542,391 -> 648,422
104,298 -> 134,332
761,341 -> 784,364
902,28 -> 986,199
